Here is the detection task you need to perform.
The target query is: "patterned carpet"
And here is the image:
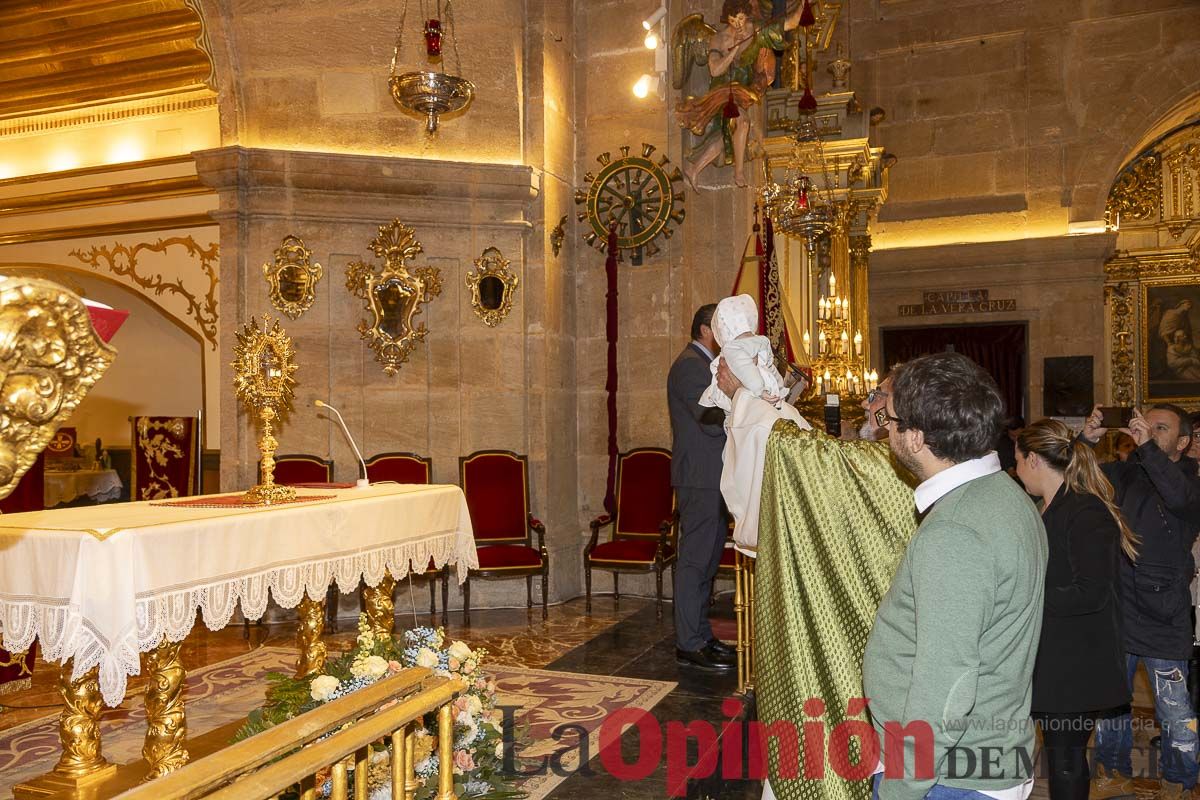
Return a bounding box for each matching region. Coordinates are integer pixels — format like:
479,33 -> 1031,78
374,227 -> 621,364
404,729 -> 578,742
0,646 -> 675,800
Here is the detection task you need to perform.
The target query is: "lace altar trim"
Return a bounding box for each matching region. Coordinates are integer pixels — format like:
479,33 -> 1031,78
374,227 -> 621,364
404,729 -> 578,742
0,532 -> 463,707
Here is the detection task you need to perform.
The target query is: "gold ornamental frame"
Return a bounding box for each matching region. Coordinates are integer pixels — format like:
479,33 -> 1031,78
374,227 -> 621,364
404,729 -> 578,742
465,247 -> 518,327
0,276 -> 116,499
263,235 -> 323,320
346,220 -> 443,376
1138,274 -> 1200,404
231,316 -> 298,505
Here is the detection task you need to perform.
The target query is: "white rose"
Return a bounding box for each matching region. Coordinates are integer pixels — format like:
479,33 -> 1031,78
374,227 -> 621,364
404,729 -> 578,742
362,655 -> 389,679
415,647 -> 439,669
310,674 -> 341,702
447,640 -> 473,662
465,695 -> 483,716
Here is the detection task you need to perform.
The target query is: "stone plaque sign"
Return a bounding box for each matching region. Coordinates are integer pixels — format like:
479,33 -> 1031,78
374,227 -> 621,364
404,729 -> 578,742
899,288 -> 1016,317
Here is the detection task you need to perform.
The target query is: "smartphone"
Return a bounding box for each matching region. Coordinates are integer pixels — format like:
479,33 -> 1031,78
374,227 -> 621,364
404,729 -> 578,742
1099,406 -> 1134,429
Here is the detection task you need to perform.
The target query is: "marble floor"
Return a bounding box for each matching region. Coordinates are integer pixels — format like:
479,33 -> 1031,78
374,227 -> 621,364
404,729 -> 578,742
0,592 -> 1168,800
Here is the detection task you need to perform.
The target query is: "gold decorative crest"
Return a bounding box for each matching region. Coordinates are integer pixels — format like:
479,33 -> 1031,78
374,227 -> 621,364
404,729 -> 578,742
263,235 -> 323,320
465,247 -> 518,327
346,220 -> 443,375
231,316 -> 298,505
0,276 -> 115,500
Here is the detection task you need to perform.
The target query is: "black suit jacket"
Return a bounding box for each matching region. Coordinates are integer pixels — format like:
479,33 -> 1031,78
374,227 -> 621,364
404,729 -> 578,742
1102,443 -> 1200,659
1031,485 -> 1130,713
667,343 -> 725,489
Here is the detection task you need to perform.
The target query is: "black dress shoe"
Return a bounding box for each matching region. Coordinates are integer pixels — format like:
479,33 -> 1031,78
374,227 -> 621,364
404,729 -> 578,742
676,646 -> 736,672
707,638 -> 737,658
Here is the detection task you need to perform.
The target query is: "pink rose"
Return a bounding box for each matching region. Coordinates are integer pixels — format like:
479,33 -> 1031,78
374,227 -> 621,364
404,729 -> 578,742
475,678 -> 487,691
448,658 -> 460,671
453,749 -> 475,772
388,660 -> 403,674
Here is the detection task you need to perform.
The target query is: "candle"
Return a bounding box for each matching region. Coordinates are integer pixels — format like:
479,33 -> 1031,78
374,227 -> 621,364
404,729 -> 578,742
818,330 -> 826,354
829,274 -> 836,294
823,369 -> 831,385
853,330 -> 863,356
818,297 -> 827,320
802,330 -> 811,354
835,298 -> 843,319
840,331 -> 848,354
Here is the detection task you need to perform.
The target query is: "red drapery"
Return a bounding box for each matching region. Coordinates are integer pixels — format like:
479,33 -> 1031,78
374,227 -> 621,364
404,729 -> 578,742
602,225 -> 620,516
880,323 -> 1027,419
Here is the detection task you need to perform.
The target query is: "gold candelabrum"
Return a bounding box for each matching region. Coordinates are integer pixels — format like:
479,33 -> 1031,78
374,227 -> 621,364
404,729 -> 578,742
231,316 -> 299,505
806,273 -> 877,397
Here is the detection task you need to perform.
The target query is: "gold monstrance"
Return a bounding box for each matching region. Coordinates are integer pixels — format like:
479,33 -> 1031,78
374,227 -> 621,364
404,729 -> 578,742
232,316 -> 298,505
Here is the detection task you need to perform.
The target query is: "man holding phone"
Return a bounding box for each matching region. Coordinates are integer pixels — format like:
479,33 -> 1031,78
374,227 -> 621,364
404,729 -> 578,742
1081,404 -> 1200,800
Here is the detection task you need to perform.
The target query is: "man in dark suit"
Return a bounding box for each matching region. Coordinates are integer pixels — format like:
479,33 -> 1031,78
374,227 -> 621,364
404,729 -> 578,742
667,304 -> 736,672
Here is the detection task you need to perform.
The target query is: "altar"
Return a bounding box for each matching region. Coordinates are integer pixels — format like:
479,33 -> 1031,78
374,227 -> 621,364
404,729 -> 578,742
0,483 -> 477,796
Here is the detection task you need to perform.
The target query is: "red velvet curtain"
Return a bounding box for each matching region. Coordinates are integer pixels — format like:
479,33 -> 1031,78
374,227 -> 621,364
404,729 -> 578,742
881,323 -> 1027,419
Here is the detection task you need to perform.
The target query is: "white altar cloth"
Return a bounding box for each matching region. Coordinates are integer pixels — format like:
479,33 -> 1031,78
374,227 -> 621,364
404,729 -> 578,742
44,467 -> 123,507
0,483 -> 477,707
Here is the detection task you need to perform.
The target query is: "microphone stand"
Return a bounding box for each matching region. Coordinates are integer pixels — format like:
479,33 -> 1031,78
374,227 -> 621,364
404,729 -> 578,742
315,400 -> 370,489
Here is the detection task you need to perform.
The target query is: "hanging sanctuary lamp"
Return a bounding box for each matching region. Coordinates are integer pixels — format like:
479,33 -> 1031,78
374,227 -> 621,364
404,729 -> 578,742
388,0 -> 474,134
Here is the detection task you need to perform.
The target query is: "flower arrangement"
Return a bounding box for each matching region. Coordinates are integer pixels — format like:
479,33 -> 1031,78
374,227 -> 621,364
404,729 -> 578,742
235,615 -> 524,800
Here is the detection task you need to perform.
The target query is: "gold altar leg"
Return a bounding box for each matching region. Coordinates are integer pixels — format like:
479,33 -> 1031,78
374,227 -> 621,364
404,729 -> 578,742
12,661 -> 117,799
142,639 -> 189,779
403,725 -> 420,800
296,595 -> 328,678
734,552 -> 747,694
363,572 -> 396,638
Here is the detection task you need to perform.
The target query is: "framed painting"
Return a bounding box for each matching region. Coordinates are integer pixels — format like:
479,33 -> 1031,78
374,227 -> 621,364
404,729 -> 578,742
1141,277 -> 1200,403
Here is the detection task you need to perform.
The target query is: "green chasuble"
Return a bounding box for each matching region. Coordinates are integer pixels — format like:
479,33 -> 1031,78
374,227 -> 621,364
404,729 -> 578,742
755,421 -> 919,800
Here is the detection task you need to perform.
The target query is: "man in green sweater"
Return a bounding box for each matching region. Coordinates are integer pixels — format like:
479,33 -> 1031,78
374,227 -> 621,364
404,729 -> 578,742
863,352 -> 1048,800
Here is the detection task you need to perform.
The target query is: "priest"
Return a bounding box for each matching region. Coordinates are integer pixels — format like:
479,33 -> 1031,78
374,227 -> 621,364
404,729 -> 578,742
715,361 -> 918,800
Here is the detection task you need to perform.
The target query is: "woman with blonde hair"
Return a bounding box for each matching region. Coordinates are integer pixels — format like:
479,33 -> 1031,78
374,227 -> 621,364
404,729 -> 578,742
1016,418 -> 1137,800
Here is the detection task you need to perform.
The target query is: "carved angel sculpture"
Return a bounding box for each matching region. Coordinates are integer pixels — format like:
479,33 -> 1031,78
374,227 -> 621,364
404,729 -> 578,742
673,0 -> 805,190
0,276 -> 115,500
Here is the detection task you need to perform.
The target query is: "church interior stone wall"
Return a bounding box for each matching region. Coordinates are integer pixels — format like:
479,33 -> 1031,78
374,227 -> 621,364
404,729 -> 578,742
2,0 -> 1199,609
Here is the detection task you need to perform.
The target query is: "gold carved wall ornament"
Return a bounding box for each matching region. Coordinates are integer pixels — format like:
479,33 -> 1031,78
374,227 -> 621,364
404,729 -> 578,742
232,316 -> 298,505
263,235 -> 323,320
1106,152 -> 1161,225
346,220 -> 443,376
0,276 -> 116,499
1104,282 -> 1136,407
68,236 -> 220,349
465,247 -> 518,327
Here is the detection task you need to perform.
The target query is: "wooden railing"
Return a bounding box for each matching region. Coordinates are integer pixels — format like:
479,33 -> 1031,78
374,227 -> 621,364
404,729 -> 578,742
113,667 -> 465,800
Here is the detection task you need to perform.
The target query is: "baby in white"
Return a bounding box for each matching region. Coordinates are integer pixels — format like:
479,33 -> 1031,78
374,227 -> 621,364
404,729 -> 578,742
699,294 -> 787,412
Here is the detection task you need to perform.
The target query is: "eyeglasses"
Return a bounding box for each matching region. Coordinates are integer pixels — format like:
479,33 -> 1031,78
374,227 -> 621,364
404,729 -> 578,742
875,409 -> 905,429
866,388 -> 889,405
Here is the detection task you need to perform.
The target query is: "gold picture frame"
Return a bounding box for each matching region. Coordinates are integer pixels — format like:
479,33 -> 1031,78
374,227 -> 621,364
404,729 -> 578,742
1140,275 -> 1200,404
465,246 -> 518,327
346,219 -> 443,376
263,235 -> 323,320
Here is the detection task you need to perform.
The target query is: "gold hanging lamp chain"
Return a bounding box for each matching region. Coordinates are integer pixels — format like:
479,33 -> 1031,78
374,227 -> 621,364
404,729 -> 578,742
389,0 -> 410,78
446,0 -> 464,78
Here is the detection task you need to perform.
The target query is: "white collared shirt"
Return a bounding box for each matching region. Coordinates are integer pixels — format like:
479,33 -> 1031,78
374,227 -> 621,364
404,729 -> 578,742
913,451 -> 1002,513
692,339 -> 715,361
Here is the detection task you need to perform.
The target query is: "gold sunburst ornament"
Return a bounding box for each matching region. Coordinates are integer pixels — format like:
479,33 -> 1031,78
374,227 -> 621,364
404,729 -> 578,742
231,316 -> 298,505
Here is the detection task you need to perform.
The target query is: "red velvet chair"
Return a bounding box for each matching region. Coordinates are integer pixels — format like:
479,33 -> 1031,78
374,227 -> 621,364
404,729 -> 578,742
364,452 -> 447,626
459,450 -> 548,624
271,454 -> 334,485
585,448 -> 676,618
365,452 -> 431,484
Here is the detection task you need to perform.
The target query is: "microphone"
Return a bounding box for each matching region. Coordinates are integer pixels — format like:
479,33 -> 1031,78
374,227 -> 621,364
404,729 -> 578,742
314,400 -> 370,489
